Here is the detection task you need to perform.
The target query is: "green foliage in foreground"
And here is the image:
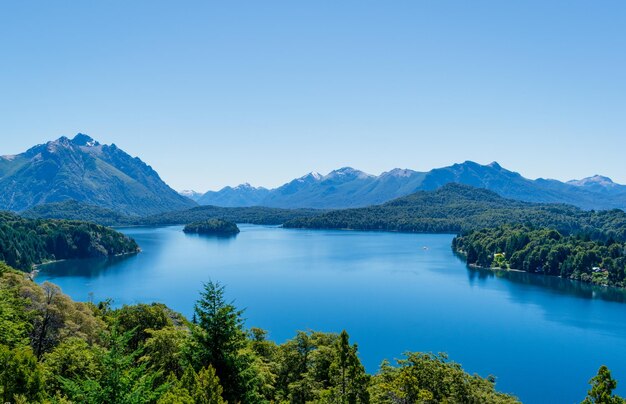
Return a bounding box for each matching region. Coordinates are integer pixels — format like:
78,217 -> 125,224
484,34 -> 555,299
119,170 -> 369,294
453,225 -> 626,288
583,365 -> 626,404
370,353 -> 518,404
0,267 -> 529,403
183,219 -> 240,236
0,212 -> 139,270
284,184 -> 626,242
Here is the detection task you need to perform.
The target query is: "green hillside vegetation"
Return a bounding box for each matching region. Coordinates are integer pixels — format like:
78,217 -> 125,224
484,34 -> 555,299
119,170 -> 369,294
0,212 -> 139,270
26,185 -> 626,243
23,201 -> 324,227
0,264 -> 519,403
183,219 -> 240,235
0,265 -> 622,403
284,184 -> 626,242
453,225 -> 626,288
22,200 -> 136,226
139,205 -> 324,226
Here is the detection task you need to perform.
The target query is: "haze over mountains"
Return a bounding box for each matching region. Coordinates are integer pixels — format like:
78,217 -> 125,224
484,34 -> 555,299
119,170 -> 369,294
0,134 -> 196,216
191,162 -> 626,211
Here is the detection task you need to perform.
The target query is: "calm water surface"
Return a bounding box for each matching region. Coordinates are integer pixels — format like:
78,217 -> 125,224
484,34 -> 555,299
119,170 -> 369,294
37,225 -> 626,404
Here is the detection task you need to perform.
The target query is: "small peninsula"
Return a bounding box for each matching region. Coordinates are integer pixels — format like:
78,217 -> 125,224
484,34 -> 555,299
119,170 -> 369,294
0,212 -> 140,271
183,219 -> 240,236
453,224 -> 626,288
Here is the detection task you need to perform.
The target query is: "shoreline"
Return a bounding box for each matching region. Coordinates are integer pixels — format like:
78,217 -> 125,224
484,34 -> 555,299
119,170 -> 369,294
28,250 -> 140,280
457,249 -> 620,290
467,263 -> 526,273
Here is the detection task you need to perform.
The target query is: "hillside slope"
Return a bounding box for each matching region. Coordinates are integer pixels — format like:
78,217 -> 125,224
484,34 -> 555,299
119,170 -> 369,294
284,183 -> 626,241
0,134 -> 196,216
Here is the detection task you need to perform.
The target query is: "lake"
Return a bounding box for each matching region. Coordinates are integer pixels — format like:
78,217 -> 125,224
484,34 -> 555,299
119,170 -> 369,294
36,225 -> 626,404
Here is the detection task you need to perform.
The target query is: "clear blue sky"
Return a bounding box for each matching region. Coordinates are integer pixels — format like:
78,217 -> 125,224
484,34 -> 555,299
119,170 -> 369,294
1,1 -> 625,191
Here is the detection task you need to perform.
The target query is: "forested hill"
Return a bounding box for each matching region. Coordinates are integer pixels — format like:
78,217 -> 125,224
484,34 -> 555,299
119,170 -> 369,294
22,200 -> 135,226
137,205 -> 324,226
0,212 -> 139,270
22,200 -> 324,227
454,225 -> 626,288
283,184 -> 626,242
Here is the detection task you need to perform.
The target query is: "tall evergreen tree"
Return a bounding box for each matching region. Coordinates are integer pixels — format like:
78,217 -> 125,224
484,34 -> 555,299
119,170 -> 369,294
583,365 -> 625,404
191,281 -> 250,403
330,331 -> 369,404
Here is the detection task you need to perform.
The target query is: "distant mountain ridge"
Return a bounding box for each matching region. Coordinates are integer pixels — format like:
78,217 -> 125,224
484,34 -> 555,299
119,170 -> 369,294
0,134 -> 196,216
179,189 -> 203,202
283,183 -> 626,242
194,162 -> 626,211
197,183 -> 270,207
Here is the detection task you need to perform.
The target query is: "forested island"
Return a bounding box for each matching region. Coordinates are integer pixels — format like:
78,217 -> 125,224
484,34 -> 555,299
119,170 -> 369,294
1,262 -> 622,403
183,219 -> 240,236
453,225 -> 626,288
0,212 -> 139,270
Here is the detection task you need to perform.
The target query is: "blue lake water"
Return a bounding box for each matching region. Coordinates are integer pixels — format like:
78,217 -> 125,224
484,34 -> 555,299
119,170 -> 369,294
36,225 -> 626,404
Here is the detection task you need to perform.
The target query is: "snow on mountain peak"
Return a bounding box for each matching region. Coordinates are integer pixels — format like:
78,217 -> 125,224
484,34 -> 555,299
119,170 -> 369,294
296,172 -> 323,183
72,133 -> 100,147
568,175 -> 617,188
179,190 -> 200,197
383,168 -> 416,178
324,167 -> 373,180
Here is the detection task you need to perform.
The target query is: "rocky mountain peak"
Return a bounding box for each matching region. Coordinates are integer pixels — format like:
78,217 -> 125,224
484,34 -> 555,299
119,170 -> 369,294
71,133 -> 100,147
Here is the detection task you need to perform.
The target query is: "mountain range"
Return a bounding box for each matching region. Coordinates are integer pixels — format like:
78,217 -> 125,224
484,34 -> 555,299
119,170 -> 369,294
197,183 -> 270,206
190,162 -> 626,211
0,134 -> 196,216
2,134 -> 625,216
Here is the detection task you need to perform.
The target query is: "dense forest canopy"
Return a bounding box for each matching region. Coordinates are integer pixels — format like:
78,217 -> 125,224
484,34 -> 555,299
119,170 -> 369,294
183,219 -> 240,236
22,186 -> 626,245
284,184 -> 626,242
0,264 -> 533,403
22,200 -> 136,226
453,225 -> 626,288
24,200 -> 325,227
0,264 -> 622,403
0,212 -> 139,270
139,205 -> 324,226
